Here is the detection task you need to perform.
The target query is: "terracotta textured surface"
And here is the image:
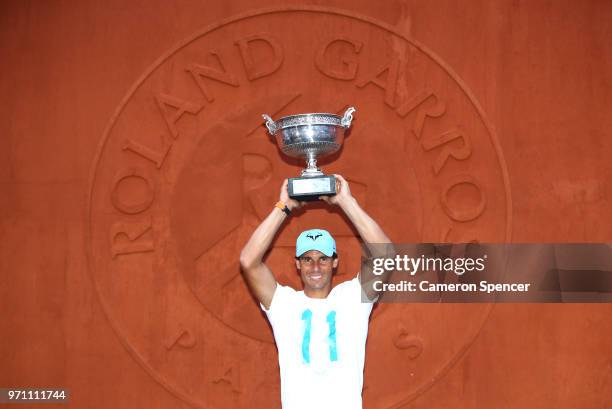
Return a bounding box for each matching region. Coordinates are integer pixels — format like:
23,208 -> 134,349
1,1 -> 611,408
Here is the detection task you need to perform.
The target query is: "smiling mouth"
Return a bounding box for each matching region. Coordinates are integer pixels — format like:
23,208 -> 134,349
308,274 -> 322,280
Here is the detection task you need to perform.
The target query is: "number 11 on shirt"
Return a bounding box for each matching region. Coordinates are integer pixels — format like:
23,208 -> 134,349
301,309 -> 338,364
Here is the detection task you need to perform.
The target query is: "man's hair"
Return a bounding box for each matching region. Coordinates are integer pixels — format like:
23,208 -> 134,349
295,252 -> 338,260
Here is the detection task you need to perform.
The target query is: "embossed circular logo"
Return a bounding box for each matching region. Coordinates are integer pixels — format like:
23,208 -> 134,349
87,7 -> 511,409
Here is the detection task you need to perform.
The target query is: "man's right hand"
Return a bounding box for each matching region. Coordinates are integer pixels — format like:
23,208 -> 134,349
280,179 -> 305,210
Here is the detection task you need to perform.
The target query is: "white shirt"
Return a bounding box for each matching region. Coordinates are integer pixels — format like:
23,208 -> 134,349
260,275 -> 375,409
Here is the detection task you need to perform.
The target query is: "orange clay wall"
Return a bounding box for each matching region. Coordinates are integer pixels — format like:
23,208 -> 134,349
1,1 -> 610,408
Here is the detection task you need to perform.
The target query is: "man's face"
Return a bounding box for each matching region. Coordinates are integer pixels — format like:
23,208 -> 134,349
295,250 -> 339,291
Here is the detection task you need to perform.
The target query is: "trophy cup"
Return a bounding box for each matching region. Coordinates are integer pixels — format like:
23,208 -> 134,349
262,107 -> 356,201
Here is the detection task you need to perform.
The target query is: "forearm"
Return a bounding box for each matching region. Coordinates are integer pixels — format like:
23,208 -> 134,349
338,196 -> 394,295
239,207 -> 287,268
338,196 -> 390,245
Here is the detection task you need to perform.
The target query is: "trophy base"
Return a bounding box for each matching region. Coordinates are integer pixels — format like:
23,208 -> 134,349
288,175 -> 336,201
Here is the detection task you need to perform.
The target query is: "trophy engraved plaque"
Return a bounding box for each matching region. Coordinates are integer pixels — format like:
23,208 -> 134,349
262,107 -> 356,201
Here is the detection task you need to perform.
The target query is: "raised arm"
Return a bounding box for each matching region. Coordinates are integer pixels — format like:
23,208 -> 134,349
320,174 -> 393,300
239,180 -> 303,309
321,174 -> 391,248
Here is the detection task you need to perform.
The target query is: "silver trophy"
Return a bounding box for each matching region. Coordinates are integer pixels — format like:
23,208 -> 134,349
262,107 -> 356,200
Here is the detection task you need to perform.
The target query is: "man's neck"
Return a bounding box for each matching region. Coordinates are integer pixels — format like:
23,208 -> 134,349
304,285 -> 332,299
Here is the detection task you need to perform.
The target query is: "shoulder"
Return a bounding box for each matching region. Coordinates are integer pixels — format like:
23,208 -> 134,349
331,274 -> 362,298
259,282 -> 298,314
333,273 -> 378,303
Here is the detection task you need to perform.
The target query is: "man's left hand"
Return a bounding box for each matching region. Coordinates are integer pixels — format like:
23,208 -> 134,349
319,174 -> 353,207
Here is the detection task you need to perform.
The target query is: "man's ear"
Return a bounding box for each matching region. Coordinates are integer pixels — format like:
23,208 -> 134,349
295,259 -> 301,270
332,257 -> 339,268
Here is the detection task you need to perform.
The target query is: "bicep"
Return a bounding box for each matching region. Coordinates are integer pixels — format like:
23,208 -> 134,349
241,263 -> 277,309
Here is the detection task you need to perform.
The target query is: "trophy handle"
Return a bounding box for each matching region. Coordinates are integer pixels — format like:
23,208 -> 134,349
262,114 -> 277,135
341,106 -> 356,128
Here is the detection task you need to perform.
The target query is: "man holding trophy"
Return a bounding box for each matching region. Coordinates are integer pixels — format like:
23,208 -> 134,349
239,108 -> 391,409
